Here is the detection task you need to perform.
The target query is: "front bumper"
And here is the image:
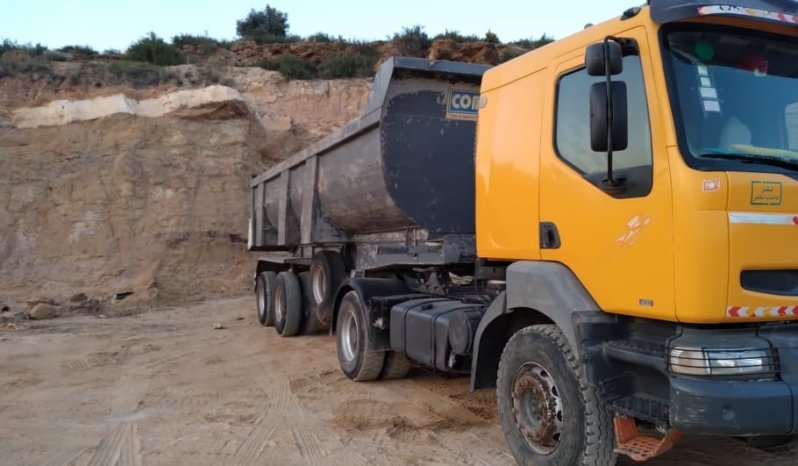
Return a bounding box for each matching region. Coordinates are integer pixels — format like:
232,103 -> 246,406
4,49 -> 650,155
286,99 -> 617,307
668,323 -> 798,436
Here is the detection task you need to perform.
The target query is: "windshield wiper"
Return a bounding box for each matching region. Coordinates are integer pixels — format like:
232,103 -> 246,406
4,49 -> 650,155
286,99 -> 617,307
698,152 -> 798,171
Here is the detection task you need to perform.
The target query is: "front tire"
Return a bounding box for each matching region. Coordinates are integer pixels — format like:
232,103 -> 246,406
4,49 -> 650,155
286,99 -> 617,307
336,291 -> 385,381
497,324 -> 616,466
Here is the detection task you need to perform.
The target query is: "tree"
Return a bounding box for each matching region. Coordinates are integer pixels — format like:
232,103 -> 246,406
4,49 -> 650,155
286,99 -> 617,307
484,30 -> 500,44
237,5 -> 289,41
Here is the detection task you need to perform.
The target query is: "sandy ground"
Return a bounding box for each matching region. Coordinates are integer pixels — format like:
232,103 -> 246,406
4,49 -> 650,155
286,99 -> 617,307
0,297 -> 795,466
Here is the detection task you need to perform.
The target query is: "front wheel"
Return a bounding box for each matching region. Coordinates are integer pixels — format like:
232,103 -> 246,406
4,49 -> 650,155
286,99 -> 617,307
497,324 -> 616,466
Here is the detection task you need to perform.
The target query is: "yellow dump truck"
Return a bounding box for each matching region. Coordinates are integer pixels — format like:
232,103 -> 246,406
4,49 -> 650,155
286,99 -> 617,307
249,1 -> 798,463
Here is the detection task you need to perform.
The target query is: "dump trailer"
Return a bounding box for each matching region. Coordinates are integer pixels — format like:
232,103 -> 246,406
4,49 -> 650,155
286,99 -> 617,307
249,1 -> 798,464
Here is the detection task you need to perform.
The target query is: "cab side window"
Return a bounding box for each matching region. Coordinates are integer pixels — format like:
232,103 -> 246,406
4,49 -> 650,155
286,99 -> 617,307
555,55 -> 653,197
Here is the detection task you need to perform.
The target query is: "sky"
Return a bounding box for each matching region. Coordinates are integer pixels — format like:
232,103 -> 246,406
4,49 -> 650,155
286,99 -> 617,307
2,0 -> 640,51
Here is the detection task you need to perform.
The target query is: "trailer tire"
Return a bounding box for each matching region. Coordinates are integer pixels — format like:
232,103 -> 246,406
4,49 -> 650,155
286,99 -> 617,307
274,271 -> 302,337
310,251 -> 346,326
380,352 -> 412,380
497,324 -> 616,466
256,271 -> 277,327
336,291 -> 385,381
298,272 -> 326,334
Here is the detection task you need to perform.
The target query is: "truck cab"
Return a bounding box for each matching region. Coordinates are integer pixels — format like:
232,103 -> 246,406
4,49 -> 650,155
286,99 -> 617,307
474,0 -> 798,463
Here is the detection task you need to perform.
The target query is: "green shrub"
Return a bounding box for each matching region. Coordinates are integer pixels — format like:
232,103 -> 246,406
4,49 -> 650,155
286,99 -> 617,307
237,5 -> 289,40
0,39 -> 47,56
0,39 -> 19,55
307,32 -> 334,43
484,30 -> 500,44
252,33 -> 301,45
391,25 -> 431,57
0,55 -> 53,77
317,53 -> 376,79
513,34 -> 555,50
58,45 -> 98,56
172,34 -> 220,54
432,30 -> 480,43
108,60 -> 162,87
257,54 -> 316,80
126,32 -> 184,66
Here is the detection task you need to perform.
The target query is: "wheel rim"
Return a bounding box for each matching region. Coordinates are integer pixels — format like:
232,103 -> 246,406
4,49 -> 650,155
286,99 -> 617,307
339,307 -> 359,363
275,284 -> 285,323
311,265 -> 326,305
511,362 -> 563,455
256,281 -> 265,319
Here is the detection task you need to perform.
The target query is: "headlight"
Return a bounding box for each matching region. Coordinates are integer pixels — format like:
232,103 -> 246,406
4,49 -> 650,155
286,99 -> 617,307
669,347 -> 777,378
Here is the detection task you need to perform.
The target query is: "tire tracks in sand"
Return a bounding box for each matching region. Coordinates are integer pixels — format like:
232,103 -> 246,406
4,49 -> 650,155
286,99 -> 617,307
86,422 -> 142,466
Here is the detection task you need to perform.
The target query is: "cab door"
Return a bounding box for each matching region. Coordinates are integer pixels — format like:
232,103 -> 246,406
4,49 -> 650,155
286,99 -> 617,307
538,27 -> 675,320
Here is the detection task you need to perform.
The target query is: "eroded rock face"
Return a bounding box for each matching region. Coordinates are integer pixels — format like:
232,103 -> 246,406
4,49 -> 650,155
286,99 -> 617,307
0,66 -> 371,307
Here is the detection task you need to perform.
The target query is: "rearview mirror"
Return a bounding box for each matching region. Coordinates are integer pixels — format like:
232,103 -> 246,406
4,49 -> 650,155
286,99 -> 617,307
586,42 -> 623,76
590,81 -> 628,152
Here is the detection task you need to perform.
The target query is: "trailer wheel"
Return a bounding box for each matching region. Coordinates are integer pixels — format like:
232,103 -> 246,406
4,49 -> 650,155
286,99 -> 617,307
274,271 -> 302,337
310,251 -> 346,325
497,324 -> 616,466
336,291 -> 385,381
380,352 -> 412,380
255,271 -> 277,327
298,272 -> 326,335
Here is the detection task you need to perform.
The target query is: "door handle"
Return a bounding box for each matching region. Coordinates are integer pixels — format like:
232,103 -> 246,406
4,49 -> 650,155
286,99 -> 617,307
539,222 -> 561,249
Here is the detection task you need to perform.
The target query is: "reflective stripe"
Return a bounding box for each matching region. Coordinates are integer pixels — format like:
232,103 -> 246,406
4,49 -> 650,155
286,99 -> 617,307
728,212 -> 798,225
727,306 -> 798,318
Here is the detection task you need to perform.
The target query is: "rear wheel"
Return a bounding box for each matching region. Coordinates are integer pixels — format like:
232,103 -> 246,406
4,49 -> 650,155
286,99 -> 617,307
336,291 -> 385,381
310,251 -> 346,326
255,271 -> 277,327
298,272 -> 326,335
497,324 -> 616,466
274,271 -> 302,337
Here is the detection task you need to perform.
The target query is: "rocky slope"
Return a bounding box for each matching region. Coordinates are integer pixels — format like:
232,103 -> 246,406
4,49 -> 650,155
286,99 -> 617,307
0,66 -> 370,311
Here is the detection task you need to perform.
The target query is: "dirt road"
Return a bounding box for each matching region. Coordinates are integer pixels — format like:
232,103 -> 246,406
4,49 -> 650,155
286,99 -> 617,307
0,297 -> 794,465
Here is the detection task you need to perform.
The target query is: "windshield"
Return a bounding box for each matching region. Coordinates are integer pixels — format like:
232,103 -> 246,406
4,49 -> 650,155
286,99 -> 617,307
662,25 -> 798,171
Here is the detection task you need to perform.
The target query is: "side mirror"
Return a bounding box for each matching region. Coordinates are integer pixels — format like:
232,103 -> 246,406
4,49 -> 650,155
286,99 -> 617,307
590,81 -> 628,152
586,42 -> 623,76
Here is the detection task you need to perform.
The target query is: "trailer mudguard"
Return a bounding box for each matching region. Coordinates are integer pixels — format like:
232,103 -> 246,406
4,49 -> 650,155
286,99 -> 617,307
470,261 -> 606,390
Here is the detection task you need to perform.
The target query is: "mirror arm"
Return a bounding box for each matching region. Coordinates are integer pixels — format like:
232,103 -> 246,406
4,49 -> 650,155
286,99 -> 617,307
603,36 -> 623,189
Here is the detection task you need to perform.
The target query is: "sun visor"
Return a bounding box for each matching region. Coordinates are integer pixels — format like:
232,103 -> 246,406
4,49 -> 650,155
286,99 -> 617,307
651,1 -> 798,26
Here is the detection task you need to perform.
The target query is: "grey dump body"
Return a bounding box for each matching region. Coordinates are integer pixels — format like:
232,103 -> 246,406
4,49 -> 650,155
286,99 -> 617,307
249,57 -> 489,271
